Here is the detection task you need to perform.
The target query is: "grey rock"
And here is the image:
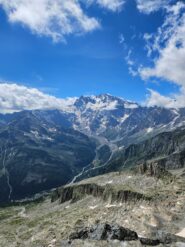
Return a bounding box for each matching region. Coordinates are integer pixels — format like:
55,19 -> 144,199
69,223 -> 138,241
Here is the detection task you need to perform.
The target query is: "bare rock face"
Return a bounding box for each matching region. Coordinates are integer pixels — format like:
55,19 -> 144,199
68,223 -> 185,246
139,238 -> 160,246
67,223 -> 164,246
69,223 -> 138,241
51,183 -> 152,204
132,162 -> 173,180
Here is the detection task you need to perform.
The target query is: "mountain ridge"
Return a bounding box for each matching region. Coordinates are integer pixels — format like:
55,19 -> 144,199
1,94 -> 185,202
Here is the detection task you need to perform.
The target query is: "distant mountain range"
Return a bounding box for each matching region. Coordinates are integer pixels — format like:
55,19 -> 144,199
1,94 -> 185,202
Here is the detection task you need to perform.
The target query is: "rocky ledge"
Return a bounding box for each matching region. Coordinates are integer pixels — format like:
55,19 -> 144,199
51,183 -> 152,204
132,162 -> 174,180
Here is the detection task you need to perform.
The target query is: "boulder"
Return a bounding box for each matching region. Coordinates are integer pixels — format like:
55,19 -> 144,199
69,223 -> 138,241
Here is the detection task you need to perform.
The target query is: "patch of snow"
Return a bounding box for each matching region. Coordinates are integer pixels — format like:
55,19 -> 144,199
85,100 -> 118,111
48,239 -> 57,247
105,204 -> 117,208
30,131 -> 54,141
170,110 -> 180,127
177,201 -> 182,205
31,130 -> 39,138
124,102 -> 138,109
48,128 -> 57,133
176,228 -> 185,238
89,205 -> 98,210
121,114 -> 129,123
146,127 -> 153,133
171,109 -> 179,115
42,136 -> 54,141
138,235 -> 146,238
149,223 -> 157,227
118,146 -> 125,150
140,205 -> 150,210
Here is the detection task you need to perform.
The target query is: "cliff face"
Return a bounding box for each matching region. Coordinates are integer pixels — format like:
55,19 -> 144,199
120,127 -> 185,170
51,183 -> 152,204
132,162 -> 174,180
51,163 -> 175,206
113,128 -> 185,171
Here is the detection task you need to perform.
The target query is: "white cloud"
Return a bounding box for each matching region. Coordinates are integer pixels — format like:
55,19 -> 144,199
0,83 -> 76,114
0,0 -> 125,42
145,89 -> 176,108
0,0 -> 102,42
136,0 -> 171,14
119,33 -> 125,44
138,2 -> 185,108
145,88 -> 185,109
86,0 -> 125,11
96,0 -> 125,11
140,2 -> 185,86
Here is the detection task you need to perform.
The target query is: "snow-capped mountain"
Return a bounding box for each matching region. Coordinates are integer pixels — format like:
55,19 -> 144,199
8,93 -> 184,147
1,93 -> 185,202
53,93 -> 185,145
72,94 -> 139,135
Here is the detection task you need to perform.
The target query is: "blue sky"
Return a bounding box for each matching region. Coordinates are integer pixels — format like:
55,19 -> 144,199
0,0 -> 185,112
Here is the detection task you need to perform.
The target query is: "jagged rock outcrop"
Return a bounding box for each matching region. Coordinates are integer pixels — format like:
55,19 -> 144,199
132,162 -> 174,181
51,183 -> 152,204
117,127 -> 185,171
68,223 -> 185,246
140,238 -> 160,246
69,223 -> 138,241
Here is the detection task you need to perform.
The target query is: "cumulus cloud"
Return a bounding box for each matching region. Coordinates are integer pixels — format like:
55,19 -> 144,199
145,89 -> 176,108
0,0 -> 125,42
140,2 -> 185,86
86,0 -> 125,11
96,0 -> 125,11
0,0 -> 101,42
136,0 -> 171,14
0,83 -> 76,114
145,88 -> 185,109
138,2 -> 185,108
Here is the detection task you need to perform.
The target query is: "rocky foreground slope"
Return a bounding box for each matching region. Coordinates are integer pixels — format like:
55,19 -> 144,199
1,164 -> 185,246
